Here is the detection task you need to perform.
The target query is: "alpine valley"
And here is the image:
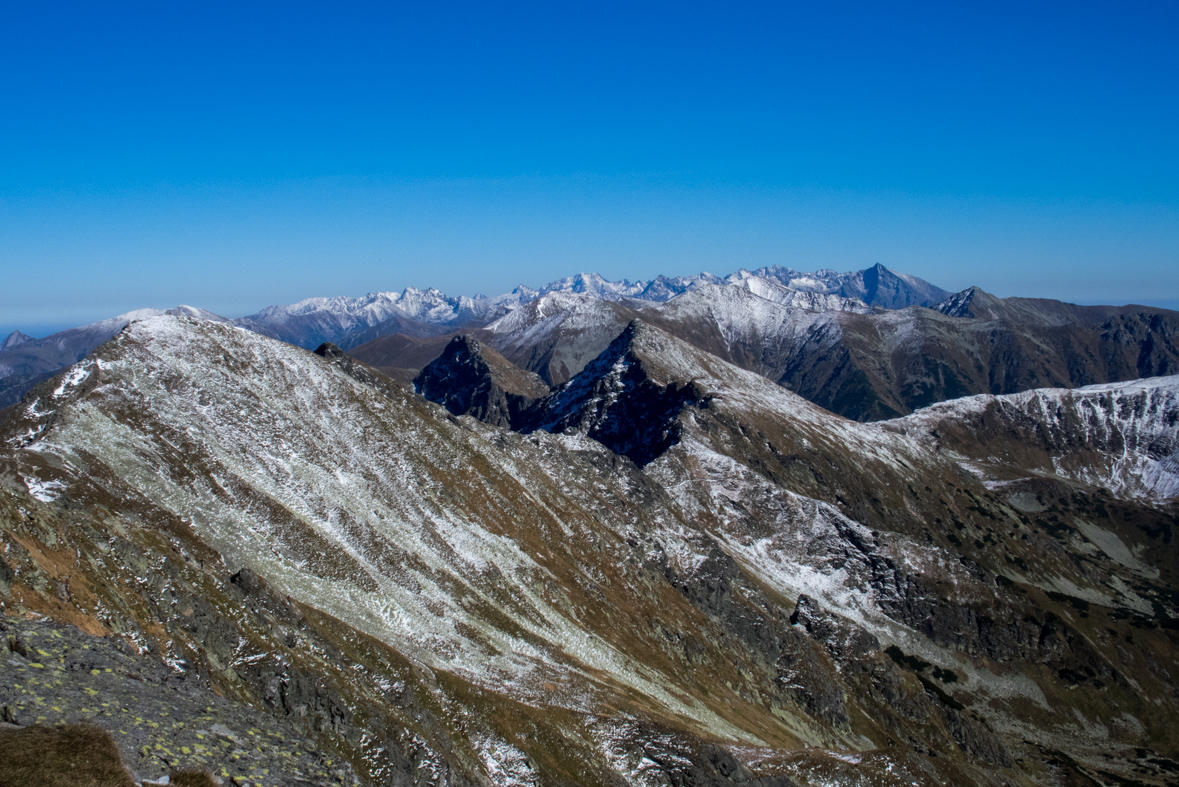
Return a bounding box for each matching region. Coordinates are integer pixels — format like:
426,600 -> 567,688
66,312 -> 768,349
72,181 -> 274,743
1,264 -> 1178,786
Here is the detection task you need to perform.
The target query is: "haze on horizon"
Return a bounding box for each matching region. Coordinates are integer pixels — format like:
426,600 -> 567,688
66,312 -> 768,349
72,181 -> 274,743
2,1 -> 1177,338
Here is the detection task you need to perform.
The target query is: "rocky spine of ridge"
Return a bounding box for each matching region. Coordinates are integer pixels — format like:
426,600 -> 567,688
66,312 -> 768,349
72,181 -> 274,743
525,320 -> 712,466
414,334 -> 550,428
933,285 -> 1129,326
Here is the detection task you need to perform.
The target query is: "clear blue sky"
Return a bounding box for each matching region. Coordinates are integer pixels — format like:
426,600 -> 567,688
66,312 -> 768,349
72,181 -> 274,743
2,1 -> 1177,336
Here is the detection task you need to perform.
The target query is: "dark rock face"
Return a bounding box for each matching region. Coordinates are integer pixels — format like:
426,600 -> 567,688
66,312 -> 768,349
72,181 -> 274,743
526,322 -> 711,466
414,335 -> 550,428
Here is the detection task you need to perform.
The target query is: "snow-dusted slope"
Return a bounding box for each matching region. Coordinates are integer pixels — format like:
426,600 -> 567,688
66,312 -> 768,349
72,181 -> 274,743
0,306 -> 227,408
895,376 -> 1179,501
749,263 -> 951,308
726,274 -> 874,314
482,292 -> 640,384
234,287 -> 500,349
536,271 -> 647,301
6,314 -> 1179,784
248,265 -> 944,351
8,317 -> 764,740
636,284 -> 848,388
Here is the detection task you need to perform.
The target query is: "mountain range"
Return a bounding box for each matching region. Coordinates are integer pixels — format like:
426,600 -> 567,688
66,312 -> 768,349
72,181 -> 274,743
7,262 -> 1173,422
1,264 -> 1178,785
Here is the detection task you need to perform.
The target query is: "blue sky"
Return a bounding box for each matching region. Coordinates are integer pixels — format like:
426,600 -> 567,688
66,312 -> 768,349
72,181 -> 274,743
2,1 -> 1177,336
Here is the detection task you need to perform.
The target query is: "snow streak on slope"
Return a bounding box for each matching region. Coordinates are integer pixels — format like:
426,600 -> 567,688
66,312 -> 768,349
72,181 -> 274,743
484,292 -> 623,340
13,316 -> 758,743
651,284 -> 845,359
896,376 -> 1179,501
725,274 -> 873,314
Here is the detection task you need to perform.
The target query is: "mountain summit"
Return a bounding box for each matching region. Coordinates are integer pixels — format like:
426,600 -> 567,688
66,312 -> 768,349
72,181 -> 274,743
0,331 -> 34,351
414,334 -> 549,428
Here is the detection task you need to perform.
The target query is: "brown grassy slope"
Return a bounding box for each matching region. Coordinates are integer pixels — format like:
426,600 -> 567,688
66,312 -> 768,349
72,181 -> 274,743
0,724 -> 135,787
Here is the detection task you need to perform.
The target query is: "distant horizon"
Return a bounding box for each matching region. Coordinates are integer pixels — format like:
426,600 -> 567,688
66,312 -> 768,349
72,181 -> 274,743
4,261 -> 1179,343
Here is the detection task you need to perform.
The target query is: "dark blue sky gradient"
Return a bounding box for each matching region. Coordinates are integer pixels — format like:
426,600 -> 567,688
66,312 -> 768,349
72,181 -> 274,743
2,1 -> 1177,335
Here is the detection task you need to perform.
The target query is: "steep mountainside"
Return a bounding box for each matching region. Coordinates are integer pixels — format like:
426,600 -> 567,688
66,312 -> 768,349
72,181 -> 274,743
633,286 -> 1179,420
2,315 -> 1177,786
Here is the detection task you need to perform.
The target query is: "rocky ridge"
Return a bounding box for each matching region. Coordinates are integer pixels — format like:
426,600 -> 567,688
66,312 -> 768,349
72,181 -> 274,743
2,315 -> 1177,785
413,336 -> 549,429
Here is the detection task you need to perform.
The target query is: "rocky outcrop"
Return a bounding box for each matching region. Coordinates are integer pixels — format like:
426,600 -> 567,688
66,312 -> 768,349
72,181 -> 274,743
526,321 -> 712,465
0,615 -> 362,786
313,341 -> 406,398
414,335 -> 550,428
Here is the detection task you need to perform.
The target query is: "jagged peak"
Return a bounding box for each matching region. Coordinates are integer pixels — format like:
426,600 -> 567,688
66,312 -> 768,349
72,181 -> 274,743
524,318 -> 716,465
933,286 -> 998,318
415,333 -> 548,426
425,332 -> 548,391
